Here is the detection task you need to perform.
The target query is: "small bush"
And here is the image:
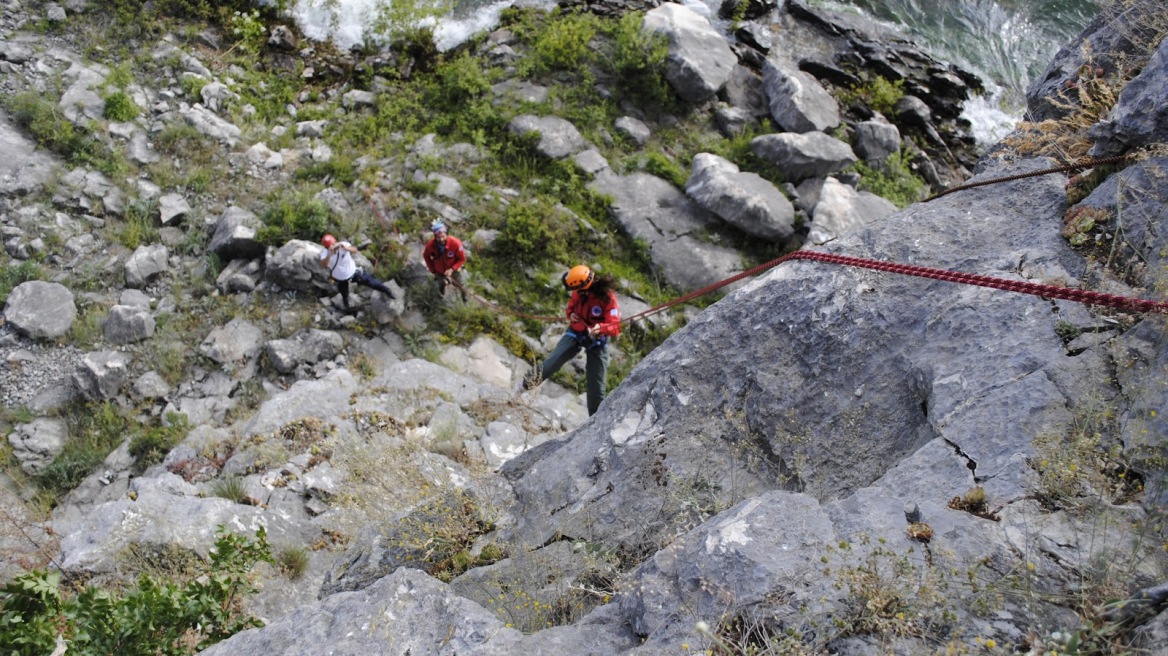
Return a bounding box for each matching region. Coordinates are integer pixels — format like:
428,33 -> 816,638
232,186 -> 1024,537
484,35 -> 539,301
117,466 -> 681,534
837,76 -> 905,116
496,197 -> 575,265
520,11 -> 599,75
256,194 -> 331,246
103,90 -> 139,122
606,12 -> 674,110
854,150 -> 927,208
0,261 -> 43,304
0,526 -> 271,655
276,545 -> 311,580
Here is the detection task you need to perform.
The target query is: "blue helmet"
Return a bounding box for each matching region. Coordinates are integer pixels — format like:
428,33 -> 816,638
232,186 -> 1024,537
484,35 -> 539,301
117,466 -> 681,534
430,220 -> 447,235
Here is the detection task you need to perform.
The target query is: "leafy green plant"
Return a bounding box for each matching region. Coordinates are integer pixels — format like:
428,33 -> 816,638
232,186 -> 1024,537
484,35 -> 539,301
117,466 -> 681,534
229,9 -> 267,55
495,197 -> 575,265
256,193 -> 331,246
103,90 -> 139,122
4,92 -> 123,175
605,11 -> 674,110
0,526 -> 271,656
519,10 -> 599,76
115,199 -> 160,249
837,75 -> 905,116
0,261 -> 43,304
854,150 -> 927,208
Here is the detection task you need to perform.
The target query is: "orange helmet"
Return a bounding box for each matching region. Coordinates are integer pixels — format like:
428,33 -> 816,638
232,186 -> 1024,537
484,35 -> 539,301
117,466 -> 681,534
562,265 -> 594,291
321,234 -> 337,248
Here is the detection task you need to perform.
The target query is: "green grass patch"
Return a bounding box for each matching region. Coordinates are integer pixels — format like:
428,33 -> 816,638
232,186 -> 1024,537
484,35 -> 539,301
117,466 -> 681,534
0,261 -> 43,304
256,192 -> 331,246
854,150 -> 927,208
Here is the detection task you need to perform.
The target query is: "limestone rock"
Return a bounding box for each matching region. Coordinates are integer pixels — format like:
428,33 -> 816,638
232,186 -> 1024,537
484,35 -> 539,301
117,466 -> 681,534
3,281 -> 76,340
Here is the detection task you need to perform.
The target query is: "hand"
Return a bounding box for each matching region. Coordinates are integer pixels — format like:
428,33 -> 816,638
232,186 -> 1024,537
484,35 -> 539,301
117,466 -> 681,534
444,269 -> 452,276
569,313 -> 581,323
587,325 -> 601,337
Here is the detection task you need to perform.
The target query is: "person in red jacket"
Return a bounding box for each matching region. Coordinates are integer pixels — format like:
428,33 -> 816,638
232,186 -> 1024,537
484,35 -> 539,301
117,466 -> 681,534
519,265 -> 621,415
422,220 -> 467,300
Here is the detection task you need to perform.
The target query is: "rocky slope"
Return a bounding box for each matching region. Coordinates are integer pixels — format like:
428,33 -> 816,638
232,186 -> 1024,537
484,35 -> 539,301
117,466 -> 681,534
2,0 -> 1168,655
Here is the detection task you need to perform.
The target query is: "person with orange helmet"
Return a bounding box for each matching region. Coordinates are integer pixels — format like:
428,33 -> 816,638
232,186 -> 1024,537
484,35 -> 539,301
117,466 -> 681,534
518,264 -> 621,415
422,220 -> 467,300
319,233 -> 395,313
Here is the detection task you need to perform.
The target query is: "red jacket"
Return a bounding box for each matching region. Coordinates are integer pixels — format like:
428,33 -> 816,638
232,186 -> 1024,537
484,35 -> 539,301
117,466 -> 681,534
567,289 -> 621,338
423,235 -> 466,275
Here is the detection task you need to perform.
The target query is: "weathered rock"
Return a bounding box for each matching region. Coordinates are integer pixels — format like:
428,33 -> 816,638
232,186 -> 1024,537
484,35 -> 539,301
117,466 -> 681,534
264,239 -> 336,293
73,351 -> 132,401
806,176 -> 898,245
124,243 -> 170,288
103,304 -> 156,345
132,371 -> 171,401
8,418 -> 68,475
264,329 -> 344,375
761,58 -> 840,133
750,131 -> 857,182
209,206 -> 265,262
216,258 -> 263,294
1089,36 -> 1168,156
341,89 -> 375,110
643,3 -> 736,103
507,114 -> 588,159
3,281 -> 76,340
200,81 -> 238,113
853,116 -> 902,162
158,193 -> 191,226
684,153 -> 796,242
184,104 -> 242,145
588,170 -> 743,292
613,116 -> 651,146
199,318 -> 263,365
0,111 -> 57,195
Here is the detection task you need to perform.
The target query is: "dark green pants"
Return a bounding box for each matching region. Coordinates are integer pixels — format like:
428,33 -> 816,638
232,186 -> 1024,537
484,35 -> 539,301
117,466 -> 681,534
533,333 -> 610,415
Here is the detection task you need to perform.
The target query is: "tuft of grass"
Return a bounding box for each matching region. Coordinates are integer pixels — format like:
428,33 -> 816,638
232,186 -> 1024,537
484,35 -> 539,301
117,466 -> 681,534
275,545 -> 311,580
103,90 -> 139,122
0,261 -> 44,304
211,475 -> 247,503
256,193 -> 331,246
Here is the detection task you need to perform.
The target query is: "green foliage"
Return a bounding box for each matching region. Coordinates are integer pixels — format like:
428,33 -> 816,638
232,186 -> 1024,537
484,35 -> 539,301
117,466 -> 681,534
103,90 -> 139,122
0,261 -> 43,304
495,197 -> 575,265
179,75 -> 210,103
115,199 -> 160,249
640,151 -> 689,188
365,0 -> 453,47
128,414 -> 191,474
422,53 -> 501,142
837,75 -> 905,116
229,9 -> 267,55
4,92 -> 123,175
294,156 -> 358,186
0,527 -> 271,655
34,402 -> 126,500
605,12 -> 674,111
854,150 -> 927,208
519,11 -> 599,76
256,194 -> 331,246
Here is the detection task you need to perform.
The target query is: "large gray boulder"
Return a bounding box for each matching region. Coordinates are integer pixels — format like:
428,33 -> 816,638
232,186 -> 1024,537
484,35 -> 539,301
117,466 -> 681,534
263,329 -> 344,374
3,281 -> 76,340
124,243 -> 170,289
8,418 -> 69,475
264,239 -> 336,293
806,176 -> 898,245
761,58 -> 841,133
684,153 -> 796,242
507,115 -> 588,159
210,206 -> 265,262
643,4 -> 736,103
103,304 -> 156,344
73,351 -> 132,401
199,317 -> 263,365
750,131 -> 858,182
853,117 -> 902,163
1089,36 -> 1168,156
588,170 -> 743,291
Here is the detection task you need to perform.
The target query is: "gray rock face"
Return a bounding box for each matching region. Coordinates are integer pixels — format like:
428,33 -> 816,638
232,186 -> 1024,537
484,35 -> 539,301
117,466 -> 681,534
613,116 -> 651,146
750,131 -> 858,182
853,117 -> 901,162
507,114 -> 588,159
761,59 -> 841,133
199,318 -> 263,365
183,104 -> 241,145
201,569 -> 523,656
806,177 -> 898,245
265,239 -> 335,293
1089,37 -> 1168,156
124,243 -> 170,288
588,170 -> 743,291
216,258 -> 263,294
209,206 -> 265,262
8,418 -> 68,475
73,351 -> 131,401
0,111 -> 58,195
369,279 -> 407,324
158,193 -> 191,226
643,4 -> 736,103
264,329 -> 344,375
103,304 -> 156,344
684,153 -> 796,242
3,281 -> 77,340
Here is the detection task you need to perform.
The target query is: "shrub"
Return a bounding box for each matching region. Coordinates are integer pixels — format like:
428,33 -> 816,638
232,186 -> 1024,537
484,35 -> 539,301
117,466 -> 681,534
495,197 -> 574,265
103,90 -> 139,122
854,150 -> 927,208
520,11 -> 599,75
837,75 -> 905,116
256,194 -> 331,246
606,12 -> 673,110
0,261 -> 43,304
0,526 -> 271,655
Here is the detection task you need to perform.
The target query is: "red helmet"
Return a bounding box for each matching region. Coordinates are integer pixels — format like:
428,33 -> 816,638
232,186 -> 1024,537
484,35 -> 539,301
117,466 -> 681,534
321,234 -> 337,248
562,265 -> 595,291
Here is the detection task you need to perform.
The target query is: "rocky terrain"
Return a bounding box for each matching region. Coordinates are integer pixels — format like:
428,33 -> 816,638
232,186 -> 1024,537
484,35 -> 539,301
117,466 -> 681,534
3,0 -> 1168,654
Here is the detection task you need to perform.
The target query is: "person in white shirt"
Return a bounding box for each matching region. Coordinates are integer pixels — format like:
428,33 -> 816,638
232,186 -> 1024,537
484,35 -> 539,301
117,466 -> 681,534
319,234 -> 395,312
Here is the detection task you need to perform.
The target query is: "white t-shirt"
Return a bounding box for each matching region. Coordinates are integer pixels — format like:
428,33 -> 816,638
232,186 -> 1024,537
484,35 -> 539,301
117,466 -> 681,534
322,241 -> 357,281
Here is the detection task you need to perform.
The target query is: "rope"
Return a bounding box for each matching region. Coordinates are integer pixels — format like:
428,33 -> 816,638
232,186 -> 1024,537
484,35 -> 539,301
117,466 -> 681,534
924,155 -> 1131,202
